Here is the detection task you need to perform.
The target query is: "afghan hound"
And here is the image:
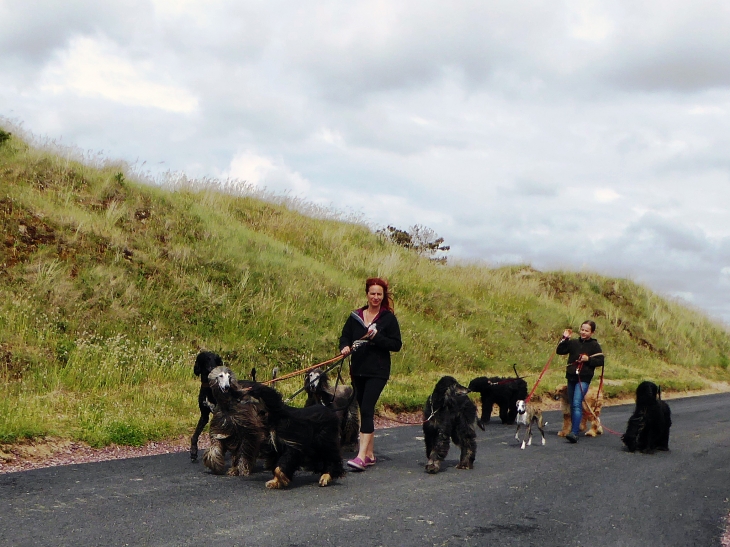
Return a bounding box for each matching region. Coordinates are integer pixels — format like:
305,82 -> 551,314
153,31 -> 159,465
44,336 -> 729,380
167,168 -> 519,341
244,382 -> 346,488
202,366 -> 268,476
468,372 -> 528,426
191,351 -> 224,462
622,381 -> 672,453
304,367 -> 360,451
423,376 -> 478,474
553,385 -> 603,437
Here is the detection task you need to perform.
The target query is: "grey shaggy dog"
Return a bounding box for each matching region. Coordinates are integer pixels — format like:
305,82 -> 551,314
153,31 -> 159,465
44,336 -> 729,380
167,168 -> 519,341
202,366 -> 268,476
304,367 -> 360,451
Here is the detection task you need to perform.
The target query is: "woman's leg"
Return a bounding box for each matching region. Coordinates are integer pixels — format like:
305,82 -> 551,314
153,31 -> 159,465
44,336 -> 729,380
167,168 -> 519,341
570,380 -> 590,436
352,376 -> 387,460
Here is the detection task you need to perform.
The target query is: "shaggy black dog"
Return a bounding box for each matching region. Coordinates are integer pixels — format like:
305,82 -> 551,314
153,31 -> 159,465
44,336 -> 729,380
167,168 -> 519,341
202,366 -> 268,476
244,382 -> 346,488
468,373 -> 528,427
191,351 -> 224,462
304,367 -> 360,451
622,381 -> 672,453
423,376 -> 478,474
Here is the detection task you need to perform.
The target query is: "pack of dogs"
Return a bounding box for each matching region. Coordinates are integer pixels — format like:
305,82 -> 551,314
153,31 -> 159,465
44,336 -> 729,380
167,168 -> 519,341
191,352 -> 672,486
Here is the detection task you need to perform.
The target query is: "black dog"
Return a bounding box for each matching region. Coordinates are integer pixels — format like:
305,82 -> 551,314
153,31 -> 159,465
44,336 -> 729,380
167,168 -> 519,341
191,351 -> 224,462
244,382 -> 346,488
468,371 -> 528,426
202,366 -> 267,476
622,381 -> 672,453
304,367 -> 360,451
423,376 -> 478,474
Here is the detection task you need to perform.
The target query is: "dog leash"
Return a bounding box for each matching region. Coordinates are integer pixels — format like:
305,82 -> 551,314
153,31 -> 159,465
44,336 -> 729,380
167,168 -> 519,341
263,333 -> 371,386
384,406 -> 441,426
574,361 -> 622,436
525,344 -> 560,403
282,358 -> 347,403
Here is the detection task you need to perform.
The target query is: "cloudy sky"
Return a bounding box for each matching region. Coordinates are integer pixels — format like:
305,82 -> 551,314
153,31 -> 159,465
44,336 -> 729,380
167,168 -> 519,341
2,0 -> 730,323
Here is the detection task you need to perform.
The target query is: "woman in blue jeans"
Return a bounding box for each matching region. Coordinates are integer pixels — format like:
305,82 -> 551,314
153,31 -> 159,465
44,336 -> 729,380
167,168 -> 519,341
556,320 -> 604,443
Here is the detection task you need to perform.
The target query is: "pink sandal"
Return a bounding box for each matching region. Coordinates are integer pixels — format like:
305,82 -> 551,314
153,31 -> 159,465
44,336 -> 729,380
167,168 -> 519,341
347,457 -> 366,471
364,456 -> 376,467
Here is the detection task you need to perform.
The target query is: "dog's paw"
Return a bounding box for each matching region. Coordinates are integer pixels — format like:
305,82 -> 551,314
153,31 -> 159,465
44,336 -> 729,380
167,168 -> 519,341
425,460 -> 441,474
456,462 -> 473,470
226,467 -> 239,476
520,441 -> 526,450
318,473 -> 332,487
265,477 -> 283,489
190,449 -> 198,463
477,420 -> 485,431
273,467 -> 291,487
541,438 -> 546,445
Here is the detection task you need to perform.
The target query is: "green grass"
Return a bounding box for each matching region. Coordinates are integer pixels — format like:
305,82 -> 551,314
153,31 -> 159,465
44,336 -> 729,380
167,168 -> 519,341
1,125 -> 729,446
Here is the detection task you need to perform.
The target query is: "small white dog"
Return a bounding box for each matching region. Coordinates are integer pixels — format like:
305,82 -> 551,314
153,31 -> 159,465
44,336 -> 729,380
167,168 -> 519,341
515,399 -> 546,450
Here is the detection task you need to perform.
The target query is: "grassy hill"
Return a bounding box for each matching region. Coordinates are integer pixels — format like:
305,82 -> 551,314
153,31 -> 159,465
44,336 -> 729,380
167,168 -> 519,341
1,127 -> 729,448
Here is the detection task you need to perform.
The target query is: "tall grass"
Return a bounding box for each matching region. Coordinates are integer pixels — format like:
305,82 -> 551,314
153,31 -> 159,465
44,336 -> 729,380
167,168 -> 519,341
1,125 -> 729,446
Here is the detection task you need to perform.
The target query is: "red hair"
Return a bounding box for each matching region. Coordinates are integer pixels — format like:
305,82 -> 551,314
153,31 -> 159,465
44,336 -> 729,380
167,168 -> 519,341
365,277 -> 394,312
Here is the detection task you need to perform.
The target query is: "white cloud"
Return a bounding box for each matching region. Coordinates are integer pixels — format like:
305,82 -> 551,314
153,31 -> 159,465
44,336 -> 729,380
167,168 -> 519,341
594,188 -> 621,203
39,36 -> 198,113
568,2 -> 614,42
225,151 -> 311,195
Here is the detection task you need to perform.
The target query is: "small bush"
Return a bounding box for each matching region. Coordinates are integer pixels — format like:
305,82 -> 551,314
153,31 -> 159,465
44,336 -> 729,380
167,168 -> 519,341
106,422 -> 146,446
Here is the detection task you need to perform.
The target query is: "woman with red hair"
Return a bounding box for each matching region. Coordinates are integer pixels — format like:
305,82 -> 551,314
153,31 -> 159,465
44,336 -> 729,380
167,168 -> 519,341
339,277 -> 402,471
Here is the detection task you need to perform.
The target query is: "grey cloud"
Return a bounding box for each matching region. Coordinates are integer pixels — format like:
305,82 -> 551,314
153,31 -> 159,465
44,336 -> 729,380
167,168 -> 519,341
508,178 -> 559,198
620,214 -> 712,254
0,0 -> 149,64
598,2 -> 730,93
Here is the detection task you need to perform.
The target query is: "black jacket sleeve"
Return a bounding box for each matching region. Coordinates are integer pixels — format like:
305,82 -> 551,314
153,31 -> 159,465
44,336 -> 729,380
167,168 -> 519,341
371,312 -> 402,353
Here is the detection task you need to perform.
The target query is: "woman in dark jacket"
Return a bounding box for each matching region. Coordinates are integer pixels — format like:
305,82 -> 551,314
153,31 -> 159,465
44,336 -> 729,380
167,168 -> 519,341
339,277 -> 402,471
556,320 -> 604,443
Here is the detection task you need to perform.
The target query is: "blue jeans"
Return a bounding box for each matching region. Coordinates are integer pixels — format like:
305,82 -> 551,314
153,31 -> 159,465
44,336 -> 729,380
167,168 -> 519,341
567,380 -> 590,436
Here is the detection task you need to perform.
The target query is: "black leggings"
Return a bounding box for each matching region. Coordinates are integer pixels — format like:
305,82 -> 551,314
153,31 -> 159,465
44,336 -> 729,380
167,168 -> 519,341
351,376 -> 388,434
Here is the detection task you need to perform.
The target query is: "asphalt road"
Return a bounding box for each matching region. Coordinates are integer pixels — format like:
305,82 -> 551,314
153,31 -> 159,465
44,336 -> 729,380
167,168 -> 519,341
2,393 -> 730,547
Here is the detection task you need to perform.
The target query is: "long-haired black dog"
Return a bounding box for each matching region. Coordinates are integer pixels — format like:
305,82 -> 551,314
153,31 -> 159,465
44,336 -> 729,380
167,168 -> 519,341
622,381 -> 672,453
468,368 -> 528,427
191,350 -> 224,462
202,366 -> 268,476
423,376 -> 478,474
304,367 -> 360,451
244,382 -> 346,488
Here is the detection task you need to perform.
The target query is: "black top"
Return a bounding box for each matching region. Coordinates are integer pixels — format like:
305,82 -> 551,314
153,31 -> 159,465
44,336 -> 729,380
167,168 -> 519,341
556,336 -> 604,383
339,308 -> 402,379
